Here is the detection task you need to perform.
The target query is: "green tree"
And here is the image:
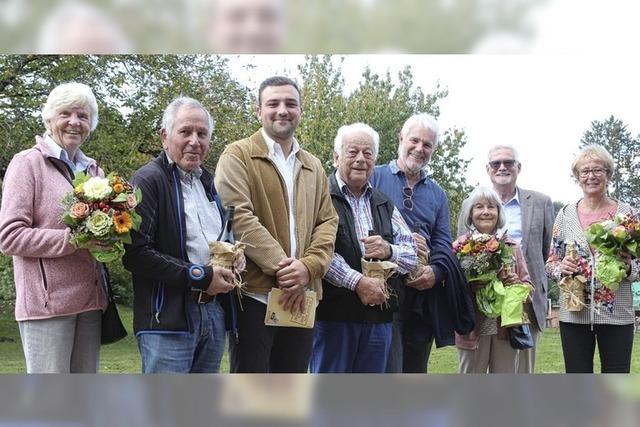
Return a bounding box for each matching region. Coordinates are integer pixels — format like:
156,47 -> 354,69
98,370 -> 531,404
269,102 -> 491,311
297,55 -> 347,172
344,67 -> 403,161
108,55 -> 255,171
431,127 -> 473,225
296,56 -> 472,225
553,200 -> 565,218
580,115 -> 640,207
0,55 -> 91,177
1,54 -> 475,302
0,54 -> 256,303
344,65 -> 471,223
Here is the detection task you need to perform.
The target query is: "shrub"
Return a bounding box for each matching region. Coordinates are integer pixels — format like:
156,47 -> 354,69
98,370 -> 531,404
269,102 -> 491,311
106,261 -> 133,306
0,255 -> 15,301
547,279 -> 560,305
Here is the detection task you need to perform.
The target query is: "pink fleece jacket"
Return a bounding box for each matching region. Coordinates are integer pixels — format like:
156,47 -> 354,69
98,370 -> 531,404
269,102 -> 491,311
0,136 -> 107,321
454,234 -> 533,350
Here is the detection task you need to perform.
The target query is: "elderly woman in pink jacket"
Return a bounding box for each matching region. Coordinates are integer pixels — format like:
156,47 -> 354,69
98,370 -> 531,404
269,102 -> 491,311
0,82 -> 107,373
454,185 -> 534,373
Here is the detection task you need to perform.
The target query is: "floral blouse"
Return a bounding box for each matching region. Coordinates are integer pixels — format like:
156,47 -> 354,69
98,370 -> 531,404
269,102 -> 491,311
545,200 -> 638,325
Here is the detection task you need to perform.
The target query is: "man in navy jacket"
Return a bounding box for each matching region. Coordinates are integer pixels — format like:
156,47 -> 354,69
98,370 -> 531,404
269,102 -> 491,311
124,97 -> 241,373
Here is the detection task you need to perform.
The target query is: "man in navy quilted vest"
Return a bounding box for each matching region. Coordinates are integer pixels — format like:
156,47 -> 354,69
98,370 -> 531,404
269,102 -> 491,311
310,123 -> 417,373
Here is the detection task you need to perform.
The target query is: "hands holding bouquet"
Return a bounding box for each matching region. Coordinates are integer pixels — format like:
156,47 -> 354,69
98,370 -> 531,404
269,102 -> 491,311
61,172 -> 142,262
453,232 -> 531,326
453,232 -> 513,318
585,213 -> 640,291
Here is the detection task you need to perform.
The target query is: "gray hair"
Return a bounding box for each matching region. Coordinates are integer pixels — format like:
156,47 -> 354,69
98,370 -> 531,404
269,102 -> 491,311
488,145 -> 520,162
400,113 -> 440,146
41,82 -> 99,132
161,96 -> 214,139
571,144 -> 615,180
461,185 -> 507,231
334,123 -> 380,158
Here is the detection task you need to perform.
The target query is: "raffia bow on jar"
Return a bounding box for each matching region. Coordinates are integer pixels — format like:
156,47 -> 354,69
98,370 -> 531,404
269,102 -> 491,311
208,240 -> 248,307
408,225 -> 430,282
361,258 -> 398,309
558,275 -> 588,312
557,241 -> 588,312
407,245 -> 429,283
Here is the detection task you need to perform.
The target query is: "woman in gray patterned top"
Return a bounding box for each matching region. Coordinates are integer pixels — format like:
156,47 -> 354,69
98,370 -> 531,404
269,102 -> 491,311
546,145 -> 638,373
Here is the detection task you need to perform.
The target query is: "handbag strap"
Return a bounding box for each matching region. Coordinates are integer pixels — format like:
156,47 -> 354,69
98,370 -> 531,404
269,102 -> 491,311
47,158 -> 75,186
101,264 -> 116,303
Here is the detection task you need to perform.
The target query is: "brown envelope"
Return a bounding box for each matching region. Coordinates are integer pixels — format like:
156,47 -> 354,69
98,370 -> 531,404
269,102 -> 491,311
264,288 -> 316,328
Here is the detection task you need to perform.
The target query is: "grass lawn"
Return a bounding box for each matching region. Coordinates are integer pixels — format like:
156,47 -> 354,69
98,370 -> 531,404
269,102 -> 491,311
428,327 -> 640,373
1,300 -> 639,373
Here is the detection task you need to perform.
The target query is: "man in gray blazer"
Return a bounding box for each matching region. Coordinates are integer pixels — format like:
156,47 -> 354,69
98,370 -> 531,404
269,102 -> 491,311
457,145 -> 554,373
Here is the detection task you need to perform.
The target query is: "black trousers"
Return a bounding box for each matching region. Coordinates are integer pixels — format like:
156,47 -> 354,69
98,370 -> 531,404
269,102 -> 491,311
559,321 -> 634,373
402,335 -> 435,373
229,296 -> 313,373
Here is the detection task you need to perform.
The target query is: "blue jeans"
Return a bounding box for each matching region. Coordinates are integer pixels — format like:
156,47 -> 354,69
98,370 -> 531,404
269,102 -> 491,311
137,299 -> 226,373
310,320 -> 392,373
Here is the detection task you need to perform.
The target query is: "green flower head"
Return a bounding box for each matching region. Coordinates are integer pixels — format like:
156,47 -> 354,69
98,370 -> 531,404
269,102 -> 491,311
595,254 -> 626,291
86,211 -> 112,237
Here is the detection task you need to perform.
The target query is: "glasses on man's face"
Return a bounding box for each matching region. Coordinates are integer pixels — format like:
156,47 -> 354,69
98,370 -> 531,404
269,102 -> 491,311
402,186 -> 413,210
488,159 -> 518,170
578,167 -> 608,178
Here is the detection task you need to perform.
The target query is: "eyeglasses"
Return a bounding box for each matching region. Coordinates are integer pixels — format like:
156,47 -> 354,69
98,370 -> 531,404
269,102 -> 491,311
578,167 -> 608,178
402,186 -> 413,210
488,159 -> 518,170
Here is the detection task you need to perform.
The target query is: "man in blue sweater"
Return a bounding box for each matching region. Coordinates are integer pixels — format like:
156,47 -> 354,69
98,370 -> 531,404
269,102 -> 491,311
371,113 -> 474,373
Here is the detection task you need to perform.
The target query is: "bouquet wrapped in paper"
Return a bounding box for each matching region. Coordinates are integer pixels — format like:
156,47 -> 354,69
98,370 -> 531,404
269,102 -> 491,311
500,265 -> 534,327
585,213 -> 640,291
408,226 -> 430,282
453,232 -> 531,324
557,242 -> 588,311
361,258 -> 398,308
61,172 -> 142,262
209,240 -> 247,294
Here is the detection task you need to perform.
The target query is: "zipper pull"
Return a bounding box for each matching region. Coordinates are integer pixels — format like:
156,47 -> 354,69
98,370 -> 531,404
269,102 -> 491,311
155,311 -> 160,324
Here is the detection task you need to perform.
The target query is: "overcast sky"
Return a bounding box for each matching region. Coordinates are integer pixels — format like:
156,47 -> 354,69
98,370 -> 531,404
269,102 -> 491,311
228,53 -> 639,205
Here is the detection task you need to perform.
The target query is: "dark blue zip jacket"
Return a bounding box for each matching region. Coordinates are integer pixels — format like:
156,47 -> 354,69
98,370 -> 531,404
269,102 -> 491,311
404,249 -> 475,347
123,152 -> 237,335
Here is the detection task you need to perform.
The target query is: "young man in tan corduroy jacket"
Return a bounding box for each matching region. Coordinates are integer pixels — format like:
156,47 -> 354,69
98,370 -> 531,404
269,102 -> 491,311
215,76 -> 338,373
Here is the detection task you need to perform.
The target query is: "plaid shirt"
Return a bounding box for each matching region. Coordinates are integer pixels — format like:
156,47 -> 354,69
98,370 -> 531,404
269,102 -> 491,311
325,173 -> 417,291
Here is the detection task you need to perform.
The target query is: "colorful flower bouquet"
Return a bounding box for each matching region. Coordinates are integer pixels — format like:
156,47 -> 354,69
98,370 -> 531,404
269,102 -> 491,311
61,172 -> 142,263
453,232 -> 531,325
585,213 -> 640,291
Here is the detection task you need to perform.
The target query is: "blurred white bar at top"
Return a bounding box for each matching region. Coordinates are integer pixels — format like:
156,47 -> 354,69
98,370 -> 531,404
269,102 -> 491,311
0,0 -> 638,54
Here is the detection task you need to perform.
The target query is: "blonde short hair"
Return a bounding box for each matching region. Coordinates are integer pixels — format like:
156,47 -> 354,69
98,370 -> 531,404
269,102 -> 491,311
571,145 -> 615,180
